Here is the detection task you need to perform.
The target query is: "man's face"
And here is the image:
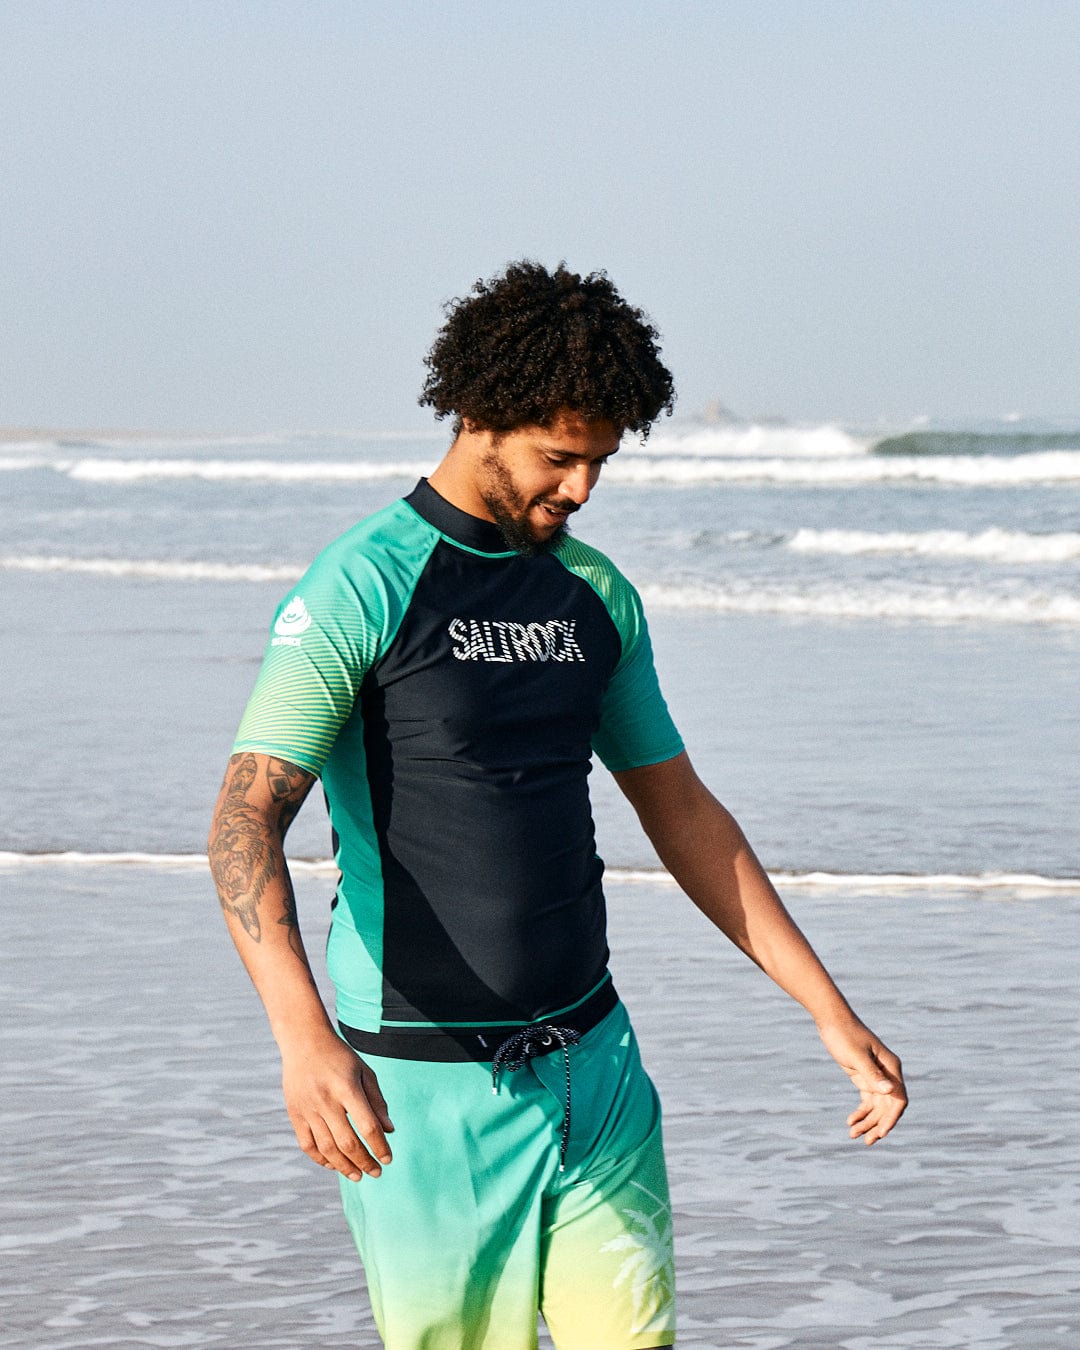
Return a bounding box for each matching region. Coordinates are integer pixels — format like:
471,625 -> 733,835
475,410 -> 622,555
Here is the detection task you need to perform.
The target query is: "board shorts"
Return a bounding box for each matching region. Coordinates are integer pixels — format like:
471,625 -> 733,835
338,1001 -> 676,1349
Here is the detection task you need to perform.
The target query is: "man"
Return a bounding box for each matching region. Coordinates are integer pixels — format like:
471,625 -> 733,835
209,260 -> 906,1350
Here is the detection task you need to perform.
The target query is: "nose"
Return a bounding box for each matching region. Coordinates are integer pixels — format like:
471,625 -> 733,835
558,463 -> 596,506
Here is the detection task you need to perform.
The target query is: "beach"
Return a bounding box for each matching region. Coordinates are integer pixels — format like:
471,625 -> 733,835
3,861 -> 1079,1348
2,423 -> 1078,1345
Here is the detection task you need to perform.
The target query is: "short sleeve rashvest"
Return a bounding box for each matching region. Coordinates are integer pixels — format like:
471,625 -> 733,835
233,480 -> 683,1034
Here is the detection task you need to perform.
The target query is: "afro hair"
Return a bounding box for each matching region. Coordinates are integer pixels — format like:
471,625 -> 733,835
419,260 -> 675,437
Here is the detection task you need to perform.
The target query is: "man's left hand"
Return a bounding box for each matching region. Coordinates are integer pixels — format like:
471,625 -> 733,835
817,1019 -> 908,1145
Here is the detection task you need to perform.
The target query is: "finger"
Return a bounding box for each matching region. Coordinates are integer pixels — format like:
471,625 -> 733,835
850,1095 -> 905,1144
289,1116 -> 354,1177
870,1044 -> 905,1093
874,1095 -> 908,1140
288,1099 -> 385,1181
310,1114 -> 385,1181
358,1062 -> 395,1134
860,1115 -> 895,1145
343,1091 -> 393,1166
846,1049 -> 901,1098
849,1110 -> 879,1140
847,1099 -> 873,1127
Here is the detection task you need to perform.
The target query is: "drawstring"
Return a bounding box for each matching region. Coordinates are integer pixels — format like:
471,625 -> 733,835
491,1024 -> 581,1171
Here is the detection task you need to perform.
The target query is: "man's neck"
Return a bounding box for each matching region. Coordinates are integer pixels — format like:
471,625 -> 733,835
427,428 -> 498,523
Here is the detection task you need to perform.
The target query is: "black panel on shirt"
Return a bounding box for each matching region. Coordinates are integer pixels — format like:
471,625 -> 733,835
360,481 -> 623,1026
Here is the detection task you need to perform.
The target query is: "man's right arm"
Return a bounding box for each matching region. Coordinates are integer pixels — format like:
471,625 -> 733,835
208,751 -> 394,1181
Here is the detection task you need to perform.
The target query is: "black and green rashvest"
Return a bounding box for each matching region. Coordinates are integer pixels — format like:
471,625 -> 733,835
233,479 -> 683,1043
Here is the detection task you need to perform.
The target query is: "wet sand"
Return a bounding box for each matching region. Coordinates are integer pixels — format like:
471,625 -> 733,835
2,863 -> 1078,1348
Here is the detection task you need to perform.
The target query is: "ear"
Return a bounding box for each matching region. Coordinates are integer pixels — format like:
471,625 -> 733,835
457,419 -> 501,451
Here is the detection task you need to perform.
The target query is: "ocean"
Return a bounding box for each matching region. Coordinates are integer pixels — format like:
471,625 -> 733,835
2,420 -> 1078,1346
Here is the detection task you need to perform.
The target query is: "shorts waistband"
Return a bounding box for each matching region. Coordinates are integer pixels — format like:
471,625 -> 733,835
338,977 -> 618,1063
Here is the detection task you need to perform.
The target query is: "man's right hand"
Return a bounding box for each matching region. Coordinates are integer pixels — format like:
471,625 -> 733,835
280,1031 -> 395,1182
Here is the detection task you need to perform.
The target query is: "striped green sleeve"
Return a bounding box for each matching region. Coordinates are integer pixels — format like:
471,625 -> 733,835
556,537 -> 684,773
232,571 -> 383,775
232,503 -> 437,776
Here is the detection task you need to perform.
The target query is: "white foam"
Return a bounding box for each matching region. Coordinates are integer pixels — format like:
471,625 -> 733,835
635,424 -> 868,459
0,454 -> 48,470
637,580 -> 1080,625
7,554 -> 1078,621
0,850 -> 336,873
17,447 -> 1080,486
0,850 -> 216,869
0,554 -> 304,582
610,868 -> 1080,893
606,450 -> 1080,486
60,457 -> 436,482
3,851 -> 1077,892
788,528 -> 1080,564
769,870 -> 1080,892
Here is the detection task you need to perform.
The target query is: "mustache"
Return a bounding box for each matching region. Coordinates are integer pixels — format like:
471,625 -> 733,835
535,496 -> 580,514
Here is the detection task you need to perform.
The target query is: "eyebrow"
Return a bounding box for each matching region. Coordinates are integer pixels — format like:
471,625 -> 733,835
536,442 -> 620,461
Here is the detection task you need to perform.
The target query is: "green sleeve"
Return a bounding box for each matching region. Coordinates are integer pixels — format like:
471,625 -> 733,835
556,538 -> 684,773
232,561 -> 386,776
232,505 -> 437,775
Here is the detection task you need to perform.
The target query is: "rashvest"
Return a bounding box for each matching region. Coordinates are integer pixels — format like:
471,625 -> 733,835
233,479 -> 683,1042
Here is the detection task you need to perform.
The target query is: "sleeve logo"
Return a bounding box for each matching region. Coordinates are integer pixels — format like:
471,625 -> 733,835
448,618 -> 585,663
272,596 -> 313,647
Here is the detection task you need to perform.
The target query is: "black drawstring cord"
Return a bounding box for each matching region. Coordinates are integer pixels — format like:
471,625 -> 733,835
491,1024 -> 581,1171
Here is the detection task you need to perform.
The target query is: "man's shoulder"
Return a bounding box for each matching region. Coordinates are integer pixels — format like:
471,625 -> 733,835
552,535 -> 649,655
307,493 -> 438,583
554,534 -> 637,605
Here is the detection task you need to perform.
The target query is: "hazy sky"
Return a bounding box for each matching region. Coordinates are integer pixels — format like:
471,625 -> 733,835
3,0 -> 1079,432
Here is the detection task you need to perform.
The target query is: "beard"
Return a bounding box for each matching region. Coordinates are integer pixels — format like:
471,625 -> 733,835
479,451 -> 576,556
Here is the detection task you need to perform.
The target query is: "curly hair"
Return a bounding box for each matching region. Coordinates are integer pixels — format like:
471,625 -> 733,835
419,260 -> 675,437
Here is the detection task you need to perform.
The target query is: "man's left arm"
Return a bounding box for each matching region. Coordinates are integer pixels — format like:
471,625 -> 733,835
614,751 -> 908,1144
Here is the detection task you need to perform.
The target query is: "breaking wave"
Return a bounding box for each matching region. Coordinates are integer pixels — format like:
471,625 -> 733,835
638,580 -> 1080,625
639,424 -> 868,458
787,528 -> 1080,564
606,451 -> 1080,487
75,449 -> 1080,488
871,430 -> 1080,457
63,457 -> 437,483
3,441 -> 1080,488
0,554 -> 304,582
0,455 -> 48,471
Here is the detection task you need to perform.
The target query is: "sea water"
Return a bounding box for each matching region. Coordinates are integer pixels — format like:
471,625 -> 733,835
2,420 -> 1078,1346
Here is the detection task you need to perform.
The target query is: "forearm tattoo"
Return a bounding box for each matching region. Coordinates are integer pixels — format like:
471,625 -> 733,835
209,754 -> 314,944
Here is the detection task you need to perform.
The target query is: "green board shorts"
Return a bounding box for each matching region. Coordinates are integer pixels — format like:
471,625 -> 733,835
339,1001 -> 676,1349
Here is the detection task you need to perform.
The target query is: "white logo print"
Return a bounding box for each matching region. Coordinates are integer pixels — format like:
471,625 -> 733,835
448,618 -> 585,663
272,596 -> 313,647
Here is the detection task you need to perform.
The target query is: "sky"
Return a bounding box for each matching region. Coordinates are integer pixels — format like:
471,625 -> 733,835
3,0 -> 1079,433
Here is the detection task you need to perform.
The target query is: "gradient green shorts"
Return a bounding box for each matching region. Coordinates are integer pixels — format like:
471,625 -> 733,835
339,1002 -> 675,1349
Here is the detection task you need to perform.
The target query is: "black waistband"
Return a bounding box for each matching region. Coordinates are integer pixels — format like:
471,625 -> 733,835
339,977 -> 618,1064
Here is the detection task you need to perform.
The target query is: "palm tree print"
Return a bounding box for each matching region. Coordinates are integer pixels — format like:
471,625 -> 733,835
599,1180 -> 675,1333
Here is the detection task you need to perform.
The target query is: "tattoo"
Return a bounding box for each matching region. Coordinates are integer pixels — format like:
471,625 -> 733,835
208,753 -> 314,944
277,878 -> 305,959
267,757 -> 309,802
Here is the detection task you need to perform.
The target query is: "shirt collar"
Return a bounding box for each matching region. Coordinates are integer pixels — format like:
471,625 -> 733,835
404,478 -> 515,555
